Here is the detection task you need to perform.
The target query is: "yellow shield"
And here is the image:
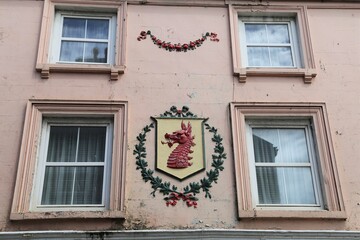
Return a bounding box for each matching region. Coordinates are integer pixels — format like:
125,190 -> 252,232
154,118 -> 206,181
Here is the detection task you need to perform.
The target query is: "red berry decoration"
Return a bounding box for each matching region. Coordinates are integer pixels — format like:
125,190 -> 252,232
137,30 -> 220,52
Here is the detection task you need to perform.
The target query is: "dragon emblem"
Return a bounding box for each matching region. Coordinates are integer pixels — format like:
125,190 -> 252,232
161,121 -> 195,169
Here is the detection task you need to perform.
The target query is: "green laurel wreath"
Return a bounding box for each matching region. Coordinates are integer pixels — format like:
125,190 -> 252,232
133,106 -> 226,207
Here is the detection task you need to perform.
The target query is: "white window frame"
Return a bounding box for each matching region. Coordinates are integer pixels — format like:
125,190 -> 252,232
245,119 -> 323,210
31,118 -> 114,212
238,17 -> 302,68
50,12 -> 117,65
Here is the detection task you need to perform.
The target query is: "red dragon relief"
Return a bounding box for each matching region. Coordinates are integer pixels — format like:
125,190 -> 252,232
161,121 -> 195,169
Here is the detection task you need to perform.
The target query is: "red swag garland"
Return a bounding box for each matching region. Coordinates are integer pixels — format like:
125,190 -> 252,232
137,30 -> 219,52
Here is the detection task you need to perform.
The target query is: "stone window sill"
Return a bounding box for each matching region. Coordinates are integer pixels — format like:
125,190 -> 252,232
234,68 -> 317,84
36,64 -> 125,81
10,210 -> 125,220
239,210 -> 346,220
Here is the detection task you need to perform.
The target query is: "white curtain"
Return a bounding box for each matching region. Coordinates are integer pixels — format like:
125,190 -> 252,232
41,126 -> 106,205
253,128 -> 316,205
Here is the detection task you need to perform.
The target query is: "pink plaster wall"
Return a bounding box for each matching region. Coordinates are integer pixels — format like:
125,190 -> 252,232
0,0 -> 360,231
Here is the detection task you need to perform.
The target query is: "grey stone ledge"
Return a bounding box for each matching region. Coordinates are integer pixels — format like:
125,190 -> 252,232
1,229 -> 360,240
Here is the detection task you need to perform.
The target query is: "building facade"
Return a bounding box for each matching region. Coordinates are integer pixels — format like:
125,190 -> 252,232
0,0 -> 360,239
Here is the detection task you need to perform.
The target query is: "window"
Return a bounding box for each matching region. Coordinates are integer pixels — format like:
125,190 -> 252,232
31,119 -> 113,211
246,119 -> 322,209
230,103 -> 345,219
11,100 -> 128,220
51,14 -> 116,64
239,18 -> 301,68
229,5 -> 317,83
36,0 -> 126,80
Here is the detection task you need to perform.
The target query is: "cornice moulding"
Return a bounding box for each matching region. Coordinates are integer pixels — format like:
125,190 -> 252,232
1,229 -> 359,239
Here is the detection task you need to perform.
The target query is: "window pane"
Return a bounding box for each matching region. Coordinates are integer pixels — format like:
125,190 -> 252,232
269,47 -> 294,67
73,167 -> 104,204
46,126 -> 77,162
84,42 -> 108,63
86,19 -> 109,39
77,127 -> 107,162
41,167 -> 74,205
252,133 -> 278,163
245,24 -> 267,44
62,18 -> 85,38
267,24 -> 290,43
253,128 -> 309,163
247,47 -> 270,66
257,167 -> 316,205
278,129 -> 309,163
256,166 -> 280,204
59,41 -> 84,62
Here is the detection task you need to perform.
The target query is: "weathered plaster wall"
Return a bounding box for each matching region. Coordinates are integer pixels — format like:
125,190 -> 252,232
0,0 -> 360,231
0,0 -> 44,231
307,8 -> 360,230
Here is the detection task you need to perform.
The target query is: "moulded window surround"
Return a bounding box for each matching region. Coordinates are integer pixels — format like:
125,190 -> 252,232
230,103 -> 345,219
11,100 -> 128,220
229,4 -> 317,83
36,0 -> 127,80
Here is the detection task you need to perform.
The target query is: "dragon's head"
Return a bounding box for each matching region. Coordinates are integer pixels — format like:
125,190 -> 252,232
164,121 -> 192,144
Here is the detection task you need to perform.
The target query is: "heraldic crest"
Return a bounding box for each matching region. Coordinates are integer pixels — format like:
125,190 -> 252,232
134,106 -> 226,208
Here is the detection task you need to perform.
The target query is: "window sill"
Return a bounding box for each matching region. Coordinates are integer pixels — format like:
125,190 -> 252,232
234,68 -> 317,84
10,210 -> 125,220
238,210 -> 346,220
36,63 -> 125,80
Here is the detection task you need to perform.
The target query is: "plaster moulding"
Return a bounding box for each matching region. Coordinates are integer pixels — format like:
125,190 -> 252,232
137,30 -> 220,52
11,99 -> 128,220
127,0 -> 226,7
134,106 -> 226,208
35,0 -> 127,80
1,230 -> 360,239
230,102 -> 346,220
229,4 -> 317,83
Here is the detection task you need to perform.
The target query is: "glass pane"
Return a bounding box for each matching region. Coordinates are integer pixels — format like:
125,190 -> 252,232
245,24 -> 267,44
267,24 -> 290,43
247,47 -> 270,66
253,128 -> 310,163
256,166 -> 280,204
256,167 -> 316,205
73,167 -> 104,204
46,126 -> 77,162
269,47 -> 294,67
84,42 -> 108,63
86,19 -> 109,39
252,132 -> 278,163
62,18 -> 86,38
41,167 -> 74,205
278,129 -> 309,163
77,127 -> 107,162
59,41 -> 84,62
